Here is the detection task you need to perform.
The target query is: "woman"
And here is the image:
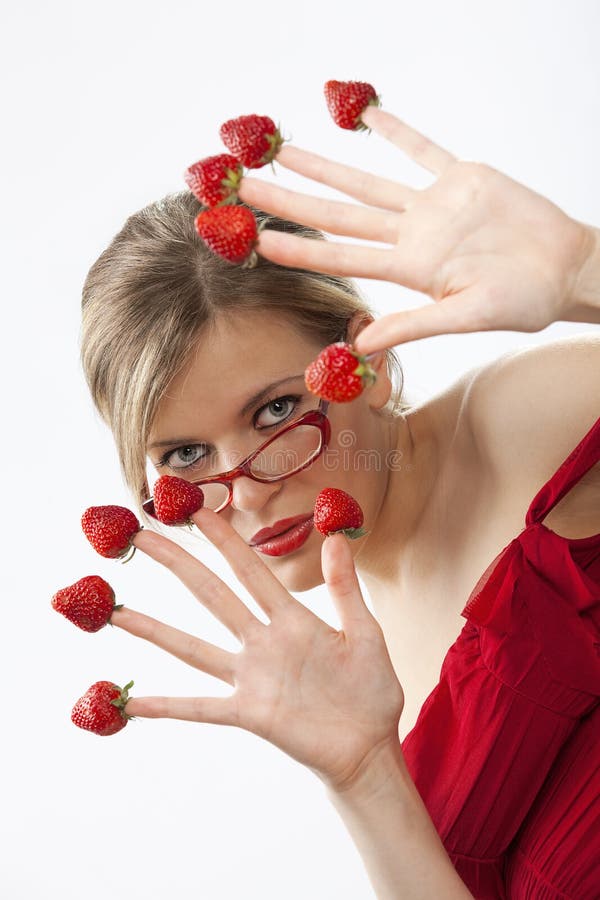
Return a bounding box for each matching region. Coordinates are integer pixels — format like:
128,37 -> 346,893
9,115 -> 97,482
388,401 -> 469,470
80,105 -> 600,898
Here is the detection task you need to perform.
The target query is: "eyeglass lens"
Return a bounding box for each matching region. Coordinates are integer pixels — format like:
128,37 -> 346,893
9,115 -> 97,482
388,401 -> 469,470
198,422 -> 323,511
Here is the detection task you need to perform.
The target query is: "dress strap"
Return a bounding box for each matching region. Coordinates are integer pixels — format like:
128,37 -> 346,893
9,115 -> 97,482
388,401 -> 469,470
526,412 -> 600,526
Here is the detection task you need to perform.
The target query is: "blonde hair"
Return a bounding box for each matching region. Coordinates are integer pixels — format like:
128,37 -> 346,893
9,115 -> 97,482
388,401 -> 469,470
80,191 -> 411,525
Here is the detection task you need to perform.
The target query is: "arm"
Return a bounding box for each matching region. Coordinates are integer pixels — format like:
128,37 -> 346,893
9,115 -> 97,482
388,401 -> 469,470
110,513 -> 472,898
564,224 -> 600,324
326,739 -> 474,900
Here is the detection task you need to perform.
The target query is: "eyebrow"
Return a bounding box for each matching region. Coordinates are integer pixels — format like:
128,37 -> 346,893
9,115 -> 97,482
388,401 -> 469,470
147,374 -> 306,451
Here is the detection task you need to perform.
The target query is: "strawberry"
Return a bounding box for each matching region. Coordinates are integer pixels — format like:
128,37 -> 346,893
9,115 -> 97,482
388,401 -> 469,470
195,204 -> 259,267
71,680 -> 134,736
51,575 -> 122,632
81,505 -> 141,563
153,474 -> 205,526
184,153 -> 244,208
304,342 -> 377,403
324,80 -> 381,131
313,488 -> 367,539
219,114 -> 284,169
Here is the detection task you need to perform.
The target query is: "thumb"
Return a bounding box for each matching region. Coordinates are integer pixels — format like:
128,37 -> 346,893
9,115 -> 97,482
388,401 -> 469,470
321,532 -> 374,635
353,296 -> 475,354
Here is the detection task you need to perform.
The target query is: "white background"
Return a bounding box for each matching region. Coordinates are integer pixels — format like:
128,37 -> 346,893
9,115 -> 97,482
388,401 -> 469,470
2,1 -> 599,898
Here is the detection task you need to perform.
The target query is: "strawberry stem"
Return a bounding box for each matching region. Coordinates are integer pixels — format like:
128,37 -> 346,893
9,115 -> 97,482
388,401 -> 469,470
120,544 -> 136,564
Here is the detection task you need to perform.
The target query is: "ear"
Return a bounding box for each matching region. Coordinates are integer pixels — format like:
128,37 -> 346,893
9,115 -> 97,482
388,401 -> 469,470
346,313 -> 392,411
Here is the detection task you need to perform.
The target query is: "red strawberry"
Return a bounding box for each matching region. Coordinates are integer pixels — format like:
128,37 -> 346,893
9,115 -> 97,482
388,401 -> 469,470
153,474 -> 205,526
324,80 -> 381,131
195,204 -> 259,267
51,575 -> 122,632
81,505 -> 141,563
184,153 -> 244,208
313,488 -> 367,539
219,114 -> 284,169
71,680 -> 134,736
305,342 -> 377,403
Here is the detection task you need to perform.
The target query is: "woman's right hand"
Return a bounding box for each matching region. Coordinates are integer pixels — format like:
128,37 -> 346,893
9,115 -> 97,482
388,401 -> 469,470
238,105 -> 592,355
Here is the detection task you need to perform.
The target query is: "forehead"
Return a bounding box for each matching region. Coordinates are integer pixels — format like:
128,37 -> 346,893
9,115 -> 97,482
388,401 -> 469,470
149,310 -> 323,436
181,310 -> 321,389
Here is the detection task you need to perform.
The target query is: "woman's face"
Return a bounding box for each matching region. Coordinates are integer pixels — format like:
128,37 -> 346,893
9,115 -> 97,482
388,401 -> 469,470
146,310 -> 393,593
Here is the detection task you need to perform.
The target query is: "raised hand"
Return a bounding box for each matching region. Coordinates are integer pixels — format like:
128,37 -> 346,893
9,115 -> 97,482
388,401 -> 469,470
238,105 -> 592,352
111,507 -> 405,793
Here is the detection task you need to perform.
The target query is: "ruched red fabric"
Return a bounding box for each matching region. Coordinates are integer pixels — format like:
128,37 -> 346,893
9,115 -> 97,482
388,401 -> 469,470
401,413 -> 600,899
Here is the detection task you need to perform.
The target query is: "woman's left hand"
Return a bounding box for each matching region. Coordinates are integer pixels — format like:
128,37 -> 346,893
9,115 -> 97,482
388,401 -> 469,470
238,105 -> 594,354
111,507 -> 405,794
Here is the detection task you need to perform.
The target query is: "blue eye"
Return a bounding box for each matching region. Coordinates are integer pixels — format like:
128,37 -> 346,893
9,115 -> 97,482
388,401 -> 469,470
254,395 -> 300,428
162,445 -> 207,471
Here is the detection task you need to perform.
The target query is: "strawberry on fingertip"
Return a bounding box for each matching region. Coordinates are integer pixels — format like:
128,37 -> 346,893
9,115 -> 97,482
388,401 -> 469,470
153,474 -> 205,527
51,575 -> 122,632
314,488 -> 367,539
219,114 -> 284,169
81,505 -> 141,563
305,341 -> 377,403
324,80 -> 381,131
195,204 -> 260,267
71,680 -> 135,736
184,154 -> 244,208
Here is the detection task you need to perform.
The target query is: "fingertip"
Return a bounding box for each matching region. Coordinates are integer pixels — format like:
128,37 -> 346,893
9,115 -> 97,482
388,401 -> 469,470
191,505 -> 217,524
322,530 -> 350,562
354,337 -> 382,356
124,698 -> 143,717
131,528 -> 163,553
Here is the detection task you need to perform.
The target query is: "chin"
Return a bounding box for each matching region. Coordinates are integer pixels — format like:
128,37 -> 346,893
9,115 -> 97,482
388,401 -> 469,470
284,572 -> 325,593
264,556 -> 324,594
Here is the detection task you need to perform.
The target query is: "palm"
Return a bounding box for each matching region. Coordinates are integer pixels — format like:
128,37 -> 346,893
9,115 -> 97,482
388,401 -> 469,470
231,608 -> 403,786
394,161 -> 580,329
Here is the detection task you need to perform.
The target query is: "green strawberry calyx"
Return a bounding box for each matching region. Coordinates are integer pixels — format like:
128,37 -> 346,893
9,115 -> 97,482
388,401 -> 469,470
259,124 -> 285,170
110,680 -> 136,720
218,166 -> 245,206
349,348 -> 378,387
241,217 -> 268,271
355,94 -> 383,133
326,526 -> 369,540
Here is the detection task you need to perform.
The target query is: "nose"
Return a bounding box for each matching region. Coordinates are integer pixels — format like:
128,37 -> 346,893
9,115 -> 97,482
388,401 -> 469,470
229,475 -> 283,512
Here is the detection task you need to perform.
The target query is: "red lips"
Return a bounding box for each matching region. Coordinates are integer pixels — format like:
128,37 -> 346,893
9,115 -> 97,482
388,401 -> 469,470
249,514 -> 314,546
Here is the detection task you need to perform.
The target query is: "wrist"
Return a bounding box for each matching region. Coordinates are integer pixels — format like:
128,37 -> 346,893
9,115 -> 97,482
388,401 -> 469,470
325,735 -> 475,899
564,222 -> 600,324
326,735 -> 414,806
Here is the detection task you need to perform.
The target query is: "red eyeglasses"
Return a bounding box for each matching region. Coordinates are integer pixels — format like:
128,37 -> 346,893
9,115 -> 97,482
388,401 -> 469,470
143,397 -> 331,517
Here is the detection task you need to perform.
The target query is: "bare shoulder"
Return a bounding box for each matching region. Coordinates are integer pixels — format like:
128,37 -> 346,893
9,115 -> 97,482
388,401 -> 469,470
465,333 -> 600,491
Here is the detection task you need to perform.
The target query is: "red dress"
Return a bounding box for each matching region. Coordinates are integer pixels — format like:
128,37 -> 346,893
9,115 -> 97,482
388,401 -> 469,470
401,413 -> 600,899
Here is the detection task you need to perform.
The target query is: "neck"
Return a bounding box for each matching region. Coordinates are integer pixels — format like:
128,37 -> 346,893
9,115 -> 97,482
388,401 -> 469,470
354,406 -> 440,591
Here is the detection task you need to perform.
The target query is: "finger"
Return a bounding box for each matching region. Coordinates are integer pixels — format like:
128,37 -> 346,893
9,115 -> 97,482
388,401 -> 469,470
256,228 -> 398,280
352,295 -> 478,354
239,177 -> 401,244
361,106 -> 457,176
321,533 -> 374,637
125,694 -> 238,726
190,507 -> 294,617
110,606 -> 237,686
273,144 -> 414,211
131,528 -> 259,642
